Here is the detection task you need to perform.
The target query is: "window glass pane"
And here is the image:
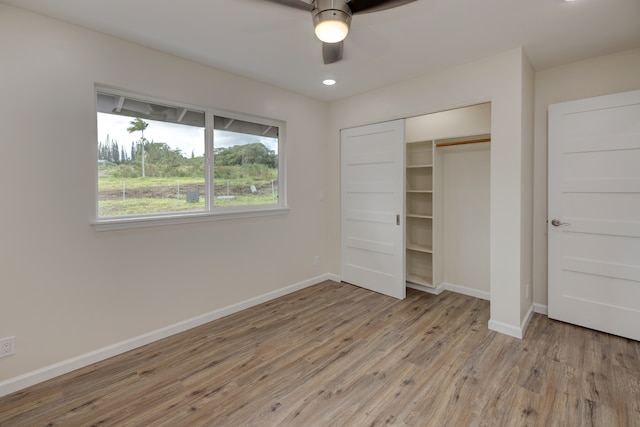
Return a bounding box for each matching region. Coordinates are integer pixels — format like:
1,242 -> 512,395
213,115 -> 279,207
96,93 -> 206,218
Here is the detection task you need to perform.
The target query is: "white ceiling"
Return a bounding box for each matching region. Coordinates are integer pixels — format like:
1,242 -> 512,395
3,0 -> 640,102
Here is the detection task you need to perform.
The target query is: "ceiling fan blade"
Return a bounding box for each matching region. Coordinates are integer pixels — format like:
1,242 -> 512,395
323,41 -> 344,64
347,0 -> 417,14
261,0 -> 314,11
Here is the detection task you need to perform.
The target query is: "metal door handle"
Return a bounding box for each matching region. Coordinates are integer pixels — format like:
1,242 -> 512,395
396,214 -> 400,226
551,219 -> 570,227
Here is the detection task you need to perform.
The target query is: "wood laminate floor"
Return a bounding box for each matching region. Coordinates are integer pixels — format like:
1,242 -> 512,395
1,281 -> 639,426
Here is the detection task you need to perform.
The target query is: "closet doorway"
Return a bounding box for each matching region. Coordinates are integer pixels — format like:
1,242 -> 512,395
405,103 -> 491,297
340,103 -> 491,300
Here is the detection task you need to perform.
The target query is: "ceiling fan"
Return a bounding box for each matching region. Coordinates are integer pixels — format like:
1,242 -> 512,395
261,0 -> 417,64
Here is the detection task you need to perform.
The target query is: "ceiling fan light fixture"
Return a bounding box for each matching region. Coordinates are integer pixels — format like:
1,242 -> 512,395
312,1 -> 352,43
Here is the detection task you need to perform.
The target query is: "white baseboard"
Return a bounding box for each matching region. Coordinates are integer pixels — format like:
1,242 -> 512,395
442,282 -> 490,301
533,303 -> 548,315
488,319 -> 523,339
520,303 -> 535,338
488,303 -> 535,340
407,281 -> 489,301
0,274 -> 335,398
326,273 -> 341,282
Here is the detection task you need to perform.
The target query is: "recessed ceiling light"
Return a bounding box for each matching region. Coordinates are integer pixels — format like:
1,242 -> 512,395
323,79 -> 337,86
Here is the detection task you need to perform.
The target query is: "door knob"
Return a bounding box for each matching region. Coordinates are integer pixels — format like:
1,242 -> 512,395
551,219 -> 570,227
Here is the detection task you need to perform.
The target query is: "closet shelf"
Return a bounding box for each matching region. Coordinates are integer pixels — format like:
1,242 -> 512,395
406,139 -> 435,291
407,213 -> 433,219
407,243 -> 433,253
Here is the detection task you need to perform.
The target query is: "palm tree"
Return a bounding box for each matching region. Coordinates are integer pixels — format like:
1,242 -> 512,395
127,118 -> 149,177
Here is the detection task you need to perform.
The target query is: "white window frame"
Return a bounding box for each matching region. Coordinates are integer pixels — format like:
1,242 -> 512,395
92,87 -> 288,231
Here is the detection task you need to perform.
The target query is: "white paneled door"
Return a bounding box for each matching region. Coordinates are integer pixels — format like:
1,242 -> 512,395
341,120 -> 405,299
548,90 -> 640,341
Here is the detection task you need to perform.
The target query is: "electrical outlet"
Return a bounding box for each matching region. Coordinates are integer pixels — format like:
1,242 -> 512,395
0,337 -> 15,358
314,255 -> 320,266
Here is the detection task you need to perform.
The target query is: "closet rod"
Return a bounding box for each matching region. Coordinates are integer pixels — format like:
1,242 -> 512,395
435,137 -> 491,147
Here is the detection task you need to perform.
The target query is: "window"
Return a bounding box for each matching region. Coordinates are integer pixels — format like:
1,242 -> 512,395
95,88 -> 285,229
213,115 -> 280,208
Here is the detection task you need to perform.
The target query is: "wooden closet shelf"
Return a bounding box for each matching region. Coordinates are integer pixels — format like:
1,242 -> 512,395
406,164 -> 433,169
407,243 -> 433,253
407,214 -> 433,219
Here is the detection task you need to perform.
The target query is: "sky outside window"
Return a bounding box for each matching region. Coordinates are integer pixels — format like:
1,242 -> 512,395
97,113 -> 278,157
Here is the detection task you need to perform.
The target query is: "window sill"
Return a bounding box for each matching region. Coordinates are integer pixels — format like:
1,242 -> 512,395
91,206 -> 290,231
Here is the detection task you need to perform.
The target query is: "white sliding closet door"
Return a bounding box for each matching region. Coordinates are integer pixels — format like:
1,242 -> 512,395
341,120 -> 405,299
548,90 -> 640,341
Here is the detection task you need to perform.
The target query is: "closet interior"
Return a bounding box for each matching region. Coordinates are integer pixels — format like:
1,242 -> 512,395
404,103 -> 491,296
